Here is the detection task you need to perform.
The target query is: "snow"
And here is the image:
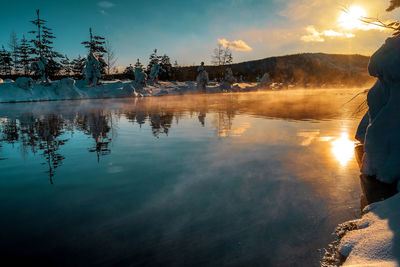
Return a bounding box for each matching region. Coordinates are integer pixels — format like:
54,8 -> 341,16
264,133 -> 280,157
196,62 -> 209,92
83,52 -> 102,86
355,34 -> 400,184
0,79 -> 260,103
339,193 -> 400,266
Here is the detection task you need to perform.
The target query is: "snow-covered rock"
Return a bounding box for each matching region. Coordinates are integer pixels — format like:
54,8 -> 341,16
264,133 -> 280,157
356,34 -> 400,184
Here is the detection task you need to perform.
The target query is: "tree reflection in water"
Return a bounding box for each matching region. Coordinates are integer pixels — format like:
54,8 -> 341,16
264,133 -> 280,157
0,114 -> 68,184
0,102 -> 229,182
1,90 -> 349,182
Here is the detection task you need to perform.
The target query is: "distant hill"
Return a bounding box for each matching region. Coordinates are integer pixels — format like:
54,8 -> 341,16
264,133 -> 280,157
177,53 -> 374,87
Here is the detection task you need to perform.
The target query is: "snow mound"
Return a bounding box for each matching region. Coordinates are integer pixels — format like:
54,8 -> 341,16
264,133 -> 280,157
356,34 -> 400,183
339,193 -> 400,266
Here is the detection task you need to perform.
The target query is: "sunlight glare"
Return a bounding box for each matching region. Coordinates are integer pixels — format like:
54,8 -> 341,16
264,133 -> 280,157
338,5 -> 367,30
331,132 -> 354,167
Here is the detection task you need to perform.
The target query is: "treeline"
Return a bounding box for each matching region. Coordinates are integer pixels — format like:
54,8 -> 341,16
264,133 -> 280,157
0,9 -> 181,81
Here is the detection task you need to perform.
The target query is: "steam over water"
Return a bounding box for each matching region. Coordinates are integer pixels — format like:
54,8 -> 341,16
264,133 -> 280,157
0,89 -> 366,266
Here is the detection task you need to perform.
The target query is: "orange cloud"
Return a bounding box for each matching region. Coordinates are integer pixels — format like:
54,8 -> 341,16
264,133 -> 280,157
218,38 -> 252,51
301,26 -> 356,42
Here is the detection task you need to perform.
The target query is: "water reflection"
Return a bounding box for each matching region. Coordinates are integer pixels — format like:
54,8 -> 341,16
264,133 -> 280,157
0,90 -> 365,183
331,132 -> 355,167
297,129 -> 355,168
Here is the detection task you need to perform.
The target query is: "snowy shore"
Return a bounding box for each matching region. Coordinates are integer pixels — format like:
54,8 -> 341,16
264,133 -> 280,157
0,78 -> 260,103
339,189 -> 400,266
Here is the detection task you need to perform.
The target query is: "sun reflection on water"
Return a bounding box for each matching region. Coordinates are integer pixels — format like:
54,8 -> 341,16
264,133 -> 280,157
331,132 -> 355,167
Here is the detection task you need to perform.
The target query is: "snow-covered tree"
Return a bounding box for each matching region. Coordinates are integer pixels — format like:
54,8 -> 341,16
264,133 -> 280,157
30,55 -> 48,83
28,9 -> 63,80
147,49 -> 159,73
18,35 -> 32,75
83,52 -> 102,86
82,28 -> 107,75
149,63 -> 165,83
81,28 -> 106,54
8,31 -> 19,74
29,9 -> 62,59
134,58 -> 143,69
134,67 -> 147,90
196,62 -> 209,92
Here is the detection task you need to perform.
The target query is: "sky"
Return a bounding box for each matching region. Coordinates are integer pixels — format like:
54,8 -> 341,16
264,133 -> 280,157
1,0 -> 399,69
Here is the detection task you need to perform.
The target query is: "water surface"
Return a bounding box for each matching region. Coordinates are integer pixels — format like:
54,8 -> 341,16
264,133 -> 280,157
0,89 -> 365,266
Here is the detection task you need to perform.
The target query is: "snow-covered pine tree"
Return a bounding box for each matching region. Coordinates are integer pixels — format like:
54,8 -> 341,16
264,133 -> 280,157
81,28 -> 107,75
60,55 -> 72,76
0,46 -> 13,75
8,31 -> 19,74
18,35 -> 32,75
81,28 -> 106,54
147,49 -> 159,74
134,58 -> 143,69
28,9 -> 63,78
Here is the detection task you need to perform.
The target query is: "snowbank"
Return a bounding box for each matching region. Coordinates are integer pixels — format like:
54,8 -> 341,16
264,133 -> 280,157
356,34 -> 400,183
0,79 -> 259,103
339,192 -> 400,266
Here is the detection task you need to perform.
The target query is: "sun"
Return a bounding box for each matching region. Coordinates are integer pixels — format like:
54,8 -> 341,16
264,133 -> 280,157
338,5 -> 367,30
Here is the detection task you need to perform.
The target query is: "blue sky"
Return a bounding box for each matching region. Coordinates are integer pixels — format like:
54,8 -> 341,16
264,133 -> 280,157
0,0 -> 397,69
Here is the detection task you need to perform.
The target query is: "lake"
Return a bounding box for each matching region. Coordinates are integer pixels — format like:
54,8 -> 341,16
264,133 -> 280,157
0,89 -> 366,266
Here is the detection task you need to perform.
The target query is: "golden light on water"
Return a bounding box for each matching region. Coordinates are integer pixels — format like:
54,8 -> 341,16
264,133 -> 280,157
331,132 -> 355,167
338,5 -> 367,30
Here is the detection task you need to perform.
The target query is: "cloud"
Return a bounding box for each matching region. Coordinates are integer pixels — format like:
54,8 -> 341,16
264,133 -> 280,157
97,1 -> 115,8
301,26 -> 357,42
218,38 -> 252,51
